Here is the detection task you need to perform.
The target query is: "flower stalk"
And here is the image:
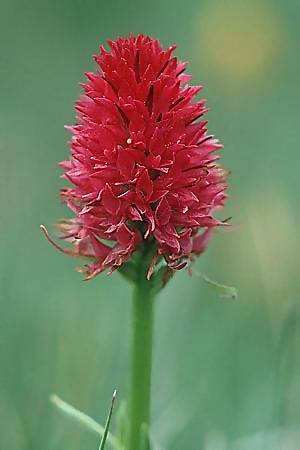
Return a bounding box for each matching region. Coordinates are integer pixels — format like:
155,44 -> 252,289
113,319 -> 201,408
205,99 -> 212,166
128,274 -> 154,450
124,244 -> 156,450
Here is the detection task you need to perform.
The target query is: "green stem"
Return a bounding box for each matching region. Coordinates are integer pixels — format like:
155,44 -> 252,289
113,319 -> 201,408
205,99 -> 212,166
127,268 -> 154,450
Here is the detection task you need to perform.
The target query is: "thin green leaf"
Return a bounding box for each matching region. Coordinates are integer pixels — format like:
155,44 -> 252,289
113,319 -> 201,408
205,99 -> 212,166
50,394 -> 121,450
99,389 -> 117,450
195,271 -> 237,299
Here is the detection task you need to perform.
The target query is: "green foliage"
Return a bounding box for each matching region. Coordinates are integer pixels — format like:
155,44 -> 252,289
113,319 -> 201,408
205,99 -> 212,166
194,270 -> 237,300
50,394 -> 122,450
99,390 -> 117,450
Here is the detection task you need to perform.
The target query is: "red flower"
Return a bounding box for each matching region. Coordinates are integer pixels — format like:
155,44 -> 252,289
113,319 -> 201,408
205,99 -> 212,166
49,34 -> 228,279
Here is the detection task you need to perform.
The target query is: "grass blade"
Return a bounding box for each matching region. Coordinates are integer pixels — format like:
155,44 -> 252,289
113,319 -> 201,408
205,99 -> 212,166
50,393 -> 121,450
195,270 -> 237,299
99,390 -> 117,450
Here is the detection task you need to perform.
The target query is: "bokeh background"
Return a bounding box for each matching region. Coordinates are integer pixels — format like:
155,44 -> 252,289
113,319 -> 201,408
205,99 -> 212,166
1,0 -> 300,449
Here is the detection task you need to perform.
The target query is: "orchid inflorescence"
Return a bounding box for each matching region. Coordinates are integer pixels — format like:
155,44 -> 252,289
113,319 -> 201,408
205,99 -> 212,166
44,34 -> 228,282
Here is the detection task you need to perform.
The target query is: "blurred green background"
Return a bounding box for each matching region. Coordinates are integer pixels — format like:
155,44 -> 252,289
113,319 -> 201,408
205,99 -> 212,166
1,0 -> 300,449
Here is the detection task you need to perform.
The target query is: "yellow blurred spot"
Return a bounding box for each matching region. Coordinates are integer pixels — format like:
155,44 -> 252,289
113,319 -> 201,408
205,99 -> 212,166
126,138 -> 132,144
194,1 -> 284,84
248,189 -> 298,301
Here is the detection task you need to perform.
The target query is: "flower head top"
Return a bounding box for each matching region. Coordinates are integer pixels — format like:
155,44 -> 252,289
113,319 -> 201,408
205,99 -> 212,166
51,34 -> 228,279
